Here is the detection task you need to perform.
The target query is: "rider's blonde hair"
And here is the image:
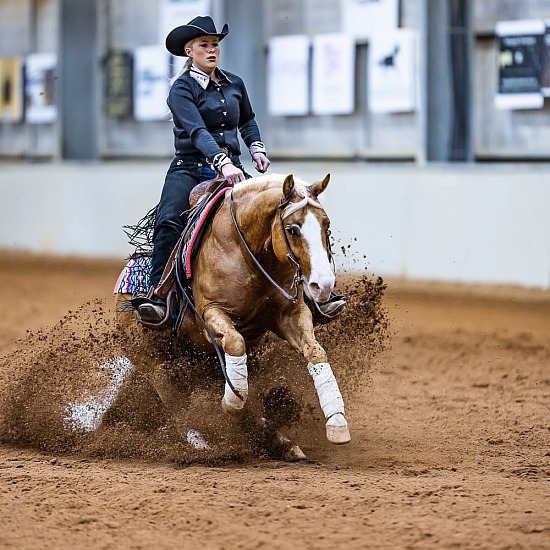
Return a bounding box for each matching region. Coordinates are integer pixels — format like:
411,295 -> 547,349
170,39 -> 196,85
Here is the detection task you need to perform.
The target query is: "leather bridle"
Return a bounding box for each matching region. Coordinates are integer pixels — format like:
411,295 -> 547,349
229,189 -> 333,302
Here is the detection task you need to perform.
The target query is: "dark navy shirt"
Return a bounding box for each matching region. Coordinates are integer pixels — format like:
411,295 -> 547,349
167,67 -> 262,162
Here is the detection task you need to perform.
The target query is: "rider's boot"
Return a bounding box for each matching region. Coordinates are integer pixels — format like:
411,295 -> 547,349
138,299 -> 166,323
318,298 -> 346,317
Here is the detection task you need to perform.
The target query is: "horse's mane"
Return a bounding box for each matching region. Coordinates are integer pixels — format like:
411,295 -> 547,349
233,173 -> 310,199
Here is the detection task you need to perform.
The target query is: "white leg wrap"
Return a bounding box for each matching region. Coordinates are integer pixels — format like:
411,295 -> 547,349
222,353 -> 248,411
307,362 -> 345,418
308,362 -> 351,444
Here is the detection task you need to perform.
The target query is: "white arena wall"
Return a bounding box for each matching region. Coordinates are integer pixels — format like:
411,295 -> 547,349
1,161 -> 549,289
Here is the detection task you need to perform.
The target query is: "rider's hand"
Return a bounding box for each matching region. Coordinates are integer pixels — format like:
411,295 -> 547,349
253,153 -> 270,173
221,163 -> 246,185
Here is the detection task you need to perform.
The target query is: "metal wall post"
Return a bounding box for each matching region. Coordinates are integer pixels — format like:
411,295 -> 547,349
58,0 -> 99,160
425,0 -> 472,162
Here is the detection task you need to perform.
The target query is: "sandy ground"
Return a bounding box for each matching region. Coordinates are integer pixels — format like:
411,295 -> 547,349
0,252 -> 549,550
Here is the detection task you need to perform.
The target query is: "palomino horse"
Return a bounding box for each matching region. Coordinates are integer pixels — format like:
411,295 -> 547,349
117,173 -> 350,457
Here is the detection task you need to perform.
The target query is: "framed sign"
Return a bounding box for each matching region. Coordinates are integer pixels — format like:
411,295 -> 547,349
340,0 -> 399,41
368,28 -> 417,113
158,0 -> 212,45
133,46 -> 170,121
104,51 -> 133,118
495,19 -> 544,110
312,33 -> 355,115
25,53 -> 57,124
0,57 -> 24,123
267,35 -> 310,116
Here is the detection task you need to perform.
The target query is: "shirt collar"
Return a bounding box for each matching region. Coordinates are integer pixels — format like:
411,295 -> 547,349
189,65 -> 232,90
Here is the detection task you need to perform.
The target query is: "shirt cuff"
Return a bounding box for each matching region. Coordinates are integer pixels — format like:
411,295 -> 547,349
249,141 -> 266,157
211,152 -> 232,171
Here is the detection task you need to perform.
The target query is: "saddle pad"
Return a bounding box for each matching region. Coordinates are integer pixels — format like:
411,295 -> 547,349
181,186 -> 230,279
114,254 -> 152,295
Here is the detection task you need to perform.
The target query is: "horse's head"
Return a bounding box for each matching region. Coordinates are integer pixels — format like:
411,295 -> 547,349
272,174 -> 335,303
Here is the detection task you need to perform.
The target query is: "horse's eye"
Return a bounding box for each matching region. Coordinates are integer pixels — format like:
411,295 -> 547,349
286,224 -> 300,237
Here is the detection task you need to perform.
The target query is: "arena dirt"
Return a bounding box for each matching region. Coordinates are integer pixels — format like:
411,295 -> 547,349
0,252 -> 548,549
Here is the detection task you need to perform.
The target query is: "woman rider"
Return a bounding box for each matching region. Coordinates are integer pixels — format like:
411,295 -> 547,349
138,16 -> 271,322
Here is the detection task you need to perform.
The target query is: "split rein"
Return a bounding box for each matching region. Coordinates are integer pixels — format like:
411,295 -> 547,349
229,188 -> 333,302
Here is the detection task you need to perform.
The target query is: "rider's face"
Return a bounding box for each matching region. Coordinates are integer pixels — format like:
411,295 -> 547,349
186,36 -> 220,75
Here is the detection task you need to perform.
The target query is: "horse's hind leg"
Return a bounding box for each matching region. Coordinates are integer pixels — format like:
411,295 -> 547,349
250,416 -> 306,461
147,363 -> 208,449
114,295 -> 209,449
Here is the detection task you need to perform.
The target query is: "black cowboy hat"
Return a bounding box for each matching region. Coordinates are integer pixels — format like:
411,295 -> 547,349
166,16 -> 229,57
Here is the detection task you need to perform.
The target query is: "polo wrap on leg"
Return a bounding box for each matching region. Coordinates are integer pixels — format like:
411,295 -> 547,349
307,362 -> 345,419
223,353 -> 248,410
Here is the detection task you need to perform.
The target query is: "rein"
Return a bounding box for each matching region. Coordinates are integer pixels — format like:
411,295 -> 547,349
229,189 -> 302,302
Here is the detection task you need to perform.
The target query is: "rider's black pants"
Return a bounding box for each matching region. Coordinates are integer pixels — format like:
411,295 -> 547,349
149,157 -> 216,290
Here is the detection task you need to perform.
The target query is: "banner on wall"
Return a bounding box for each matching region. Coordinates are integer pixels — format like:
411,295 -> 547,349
158,0 -> 212,45
25,53 -> 57,124
542,21 -> 550,96
495,19 -> 545,110
0,57 -> 24,123
312,33 -> 355,115
267,35 -> 310,116
340,0 -> 399,41
368,28 -> 417,113
104,51 -> 134,118
133,46 -> 170,122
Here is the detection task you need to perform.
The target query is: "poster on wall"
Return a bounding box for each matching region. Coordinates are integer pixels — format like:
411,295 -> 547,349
368,28 -> 417,113
312,33 -> 355,115
158,0 -> 212,46
542,21 -> 550,96
25,52 -> 57,124
267,35 -> 310,116
340,0 -> 399,41
495,19 -> 545,110
133,46 -> 170,122
104,51 -> 134,118
0,57 -> 24,123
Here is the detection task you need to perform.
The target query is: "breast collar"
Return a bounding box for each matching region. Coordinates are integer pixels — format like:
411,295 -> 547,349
189,66 -> 232,90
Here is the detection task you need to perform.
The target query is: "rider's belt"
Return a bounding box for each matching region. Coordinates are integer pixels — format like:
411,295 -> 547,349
176,149 -> 240,167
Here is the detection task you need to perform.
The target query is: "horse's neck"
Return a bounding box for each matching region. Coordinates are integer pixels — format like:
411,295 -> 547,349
233,185 -> 280,252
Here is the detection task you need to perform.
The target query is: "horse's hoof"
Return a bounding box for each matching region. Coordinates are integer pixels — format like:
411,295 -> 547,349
186,430 -> 210,450
326,413 -> 351,445
222,397 -> 244,417
283,444 -> 307,462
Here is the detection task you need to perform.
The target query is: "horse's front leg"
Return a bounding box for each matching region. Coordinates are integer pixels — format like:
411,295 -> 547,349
277,309 -> 351,445
202,308 -> 249,413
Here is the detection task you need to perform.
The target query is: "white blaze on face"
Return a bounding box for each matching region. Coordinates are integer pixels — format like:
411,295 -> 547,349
301,211 -> 334,302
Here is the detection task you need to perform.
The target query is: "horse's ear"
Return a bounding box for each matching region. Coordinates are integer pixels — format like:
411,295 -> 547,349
283,174 -> 295,199
310,173 -> 330,197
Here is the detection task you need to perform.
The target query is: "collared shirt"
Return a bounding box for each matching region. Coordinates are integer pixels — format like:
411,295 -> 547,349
167,65 -> 263,166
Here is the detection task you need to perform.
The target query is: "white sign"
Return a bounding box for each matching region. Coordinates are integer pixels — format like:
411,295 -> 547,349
312,33 -> 355,115
158,0 -> 212,46
133,46 -> 170,121
267,35 -> 310,116
495,19 -> 545,110
340,0 -> 399,41
368,29 -> 417,113
25,53 -> 57,124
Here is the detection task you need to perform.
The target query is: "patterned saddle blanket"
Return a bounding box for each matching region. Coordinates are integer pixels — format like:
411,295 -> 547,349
114,178 -> 231,296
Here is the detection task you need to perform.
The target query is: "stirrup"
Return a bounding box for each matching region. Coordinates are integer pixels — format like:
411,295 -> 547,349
131,292 -> 176,330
